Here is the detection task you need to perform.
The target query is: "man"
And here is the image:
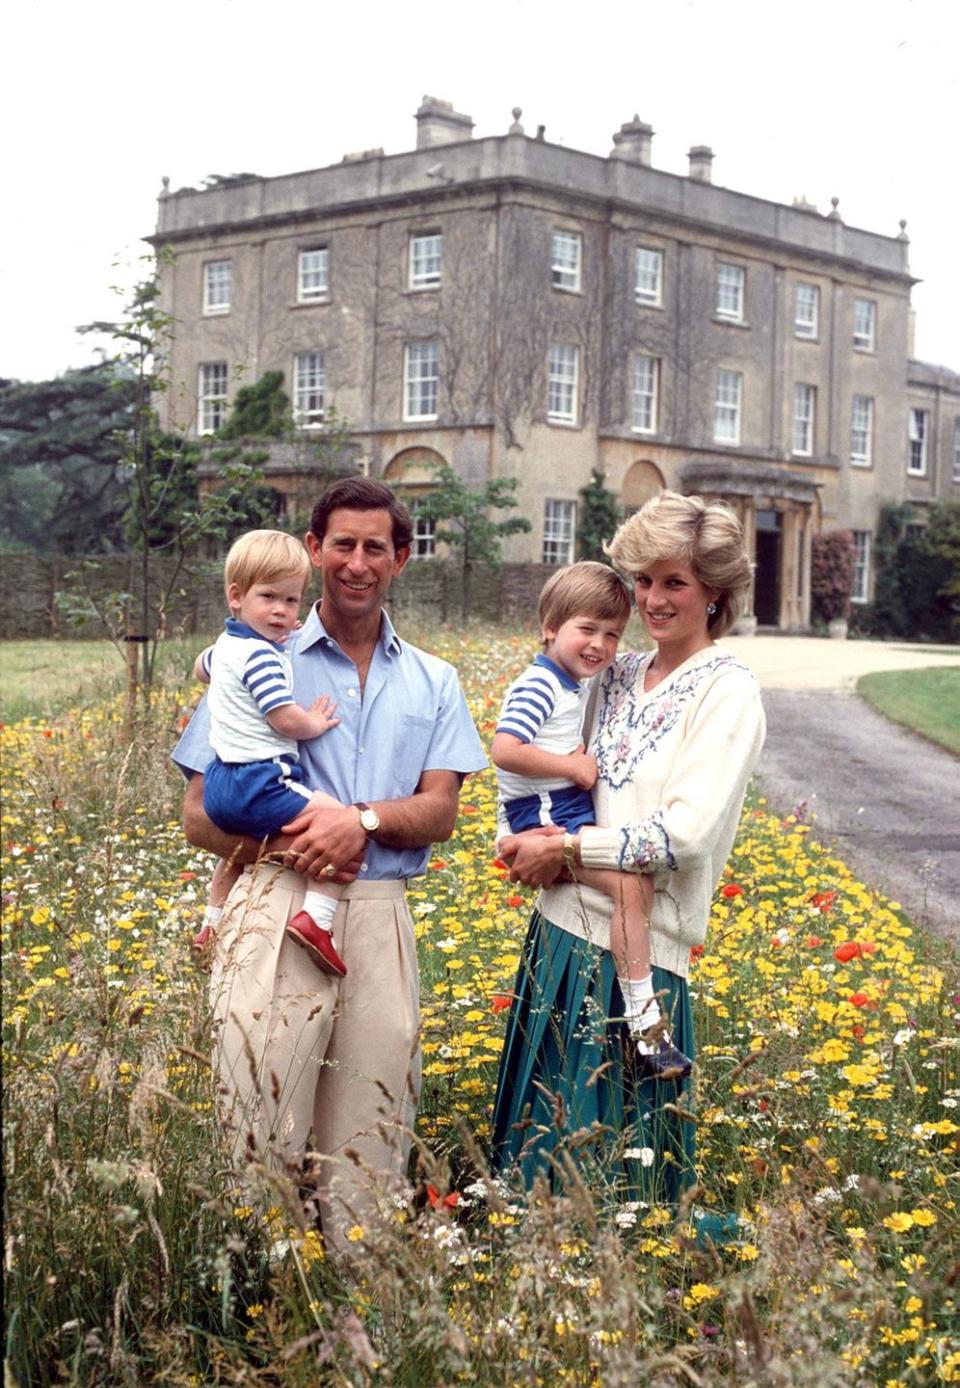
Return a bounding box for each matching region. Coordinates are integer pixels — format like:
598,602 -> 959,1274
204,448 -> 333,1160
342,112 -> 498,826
173,477 -> 486,1249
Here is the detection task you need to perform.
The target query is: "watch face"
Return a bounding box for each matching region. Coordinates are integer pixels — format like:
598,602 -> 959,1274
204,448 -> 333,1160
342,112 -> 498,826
360,808 -> 380,833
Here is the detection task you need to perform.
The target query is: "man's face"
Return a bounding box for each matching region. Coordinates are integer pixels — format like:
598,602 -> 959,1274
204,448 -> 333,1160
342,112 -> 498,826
306,507 -> 409,626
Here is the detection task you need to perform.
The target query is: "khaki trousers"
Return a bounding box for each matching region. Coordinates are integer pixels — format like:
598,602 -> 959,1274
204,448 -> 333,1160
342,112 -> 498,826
209,864 -> 421,1251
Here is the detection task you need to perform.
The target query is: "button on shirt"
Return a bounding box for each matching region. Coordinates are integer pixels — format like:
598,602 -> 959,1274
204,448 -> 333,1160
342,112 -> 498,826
172,605 -> 487,880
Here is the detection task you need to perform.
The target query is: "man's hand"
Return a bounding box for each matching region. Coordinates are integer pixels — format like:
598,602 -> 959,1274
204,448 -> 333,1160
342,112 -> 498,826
499,825 -> 566,887
281,803 -> 367,881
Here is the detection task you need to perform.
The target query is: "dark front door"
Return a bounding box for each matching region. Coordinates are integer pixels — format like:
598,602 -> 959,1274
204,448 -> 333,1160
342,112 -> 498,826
754,509 -> 781,626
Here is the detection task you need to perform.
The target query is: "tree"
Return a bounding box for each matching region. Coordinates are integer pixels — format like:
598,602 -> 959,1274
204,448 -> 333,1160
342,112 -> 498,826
810,530 -> 854,625
411,464 -> 531,618
0,363 -> 136,553
577,470 -> 622,562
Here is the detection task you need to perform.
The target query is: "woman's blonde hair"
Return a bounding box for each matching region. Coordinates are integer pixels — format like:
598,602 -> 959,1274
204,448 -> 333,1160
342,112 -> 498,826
606,491 -> 753,637
223,529 -> 312,601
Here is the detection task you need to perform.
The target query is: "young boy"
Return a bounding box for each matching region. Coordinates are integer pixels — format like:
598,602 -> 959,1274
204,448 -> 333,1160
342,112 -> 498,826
491,561 -> 691,1080
190,529 -> 348,977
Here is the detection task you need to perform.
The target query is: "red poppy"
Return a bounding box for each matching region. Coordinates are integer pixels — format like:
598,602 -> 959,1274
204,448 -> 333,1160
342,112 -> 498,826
805,935 -> 823,948
179,871 -> 197,881
689,944 -> 705,960
492,858 -> 508,872
506,894 -> 524,908
721,883 -> 744,899
491,993 -> 513,1014
851,1024 -> 866,1041
834,941 -> 861,963
462,804 -> 478,815
848,992 -> 870,1008
426,1184 -> 460,1210
429,859 -> 447,871
859,941 -> 877,955
809,890 -> 837,913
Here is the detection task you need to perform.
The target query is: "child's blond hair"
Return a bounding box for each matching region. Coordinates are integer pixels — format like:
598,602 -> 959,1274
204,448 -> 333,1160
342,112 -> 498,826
223,529 -> 312,601
538,561 -> 632,641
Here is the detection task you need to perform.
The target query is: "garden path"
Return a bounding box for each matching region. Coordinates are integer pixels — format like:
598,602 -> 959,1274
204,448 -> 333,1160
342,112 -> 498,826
718,635 -> 960,947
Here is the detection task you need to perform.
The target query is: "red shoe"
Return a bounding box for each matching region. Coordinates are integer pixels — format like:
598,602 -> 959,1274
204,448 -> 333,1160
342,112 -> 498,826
287,911 -> 347,977
191,924 -> 215,969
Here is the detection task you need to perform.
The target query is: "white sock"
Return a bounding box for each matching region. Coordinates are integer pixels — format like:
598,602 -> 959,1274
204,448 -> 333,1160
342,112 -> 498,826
301,891 -> 337,933
203,904 -> 224,929
620,973 -> 670,1051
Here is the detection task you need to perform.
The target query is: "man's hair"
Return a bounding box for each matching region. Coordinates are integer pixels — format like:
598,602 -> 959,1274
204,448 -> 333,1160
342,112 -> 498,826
606,490 -> 753,638
223,529 -> 311,600
309,476 -> 413,552
538,561 -> 632,636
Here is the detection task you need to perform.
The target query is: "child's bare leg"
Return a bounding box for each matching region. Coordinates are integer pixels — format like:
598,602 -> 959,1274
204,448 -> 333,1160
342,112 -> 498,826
574,864 -> 691,1079
286,788 -> 347,976
192,857 -> 242,962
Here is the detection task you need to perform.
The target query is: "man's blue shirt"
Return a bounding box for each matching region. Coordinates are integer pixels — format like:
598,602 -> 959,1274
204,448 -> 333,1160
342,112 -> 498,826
173,604 -> 487,880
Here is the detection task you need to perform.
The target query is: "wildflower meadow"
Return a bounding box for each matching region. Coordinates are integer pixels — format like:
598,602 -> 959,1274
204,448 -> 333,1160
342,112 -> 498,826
3,631 -> 958,1386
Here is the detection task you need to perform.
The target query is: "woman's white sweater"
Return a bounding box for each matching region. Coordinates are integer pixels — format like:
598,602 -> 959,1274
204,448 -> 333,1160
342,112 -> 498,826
539,645 -> 766,979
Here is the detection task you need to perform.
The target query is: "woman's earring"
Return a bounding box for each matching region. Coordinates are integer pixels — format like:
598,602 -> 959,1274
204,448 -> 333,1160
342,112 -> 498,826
706,601 -> 717,616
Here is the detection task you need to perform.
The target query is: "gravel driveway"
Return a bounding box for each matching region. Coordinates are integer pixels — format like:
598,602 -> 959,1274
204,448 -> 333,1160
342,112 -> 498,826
714,637 -> 959,949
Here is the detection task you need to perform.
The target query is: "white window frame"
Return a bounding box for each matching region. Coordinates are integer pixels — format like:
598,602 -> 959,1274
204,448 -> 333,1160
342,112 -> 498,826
635,246 -> 663,306
403,340 -> 439,421
853,298 -> 877,351
551,230 -> 582,293
409,232 -> 443,290
293,351 -> 325,428
794,282 -> 819,339
542,499 -> 576,565
714,369 -> 743,444
298,248 -> 329,302
547,344 -> 579,426
851,530 -> 871,604
198,362 -> 229,435
203,260 -> 231,315
410,512 -> 436,559
792,383 -> 816,457
851,395 -> 874,467
908,407 -> 929,477
716,263 -> 745,322
632,355 -> 659,434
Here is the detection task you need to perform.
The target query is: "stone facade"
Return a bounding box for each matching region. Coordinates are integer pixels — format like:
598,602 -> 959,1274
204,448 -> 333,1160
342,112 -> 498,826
149,98 -> 959,629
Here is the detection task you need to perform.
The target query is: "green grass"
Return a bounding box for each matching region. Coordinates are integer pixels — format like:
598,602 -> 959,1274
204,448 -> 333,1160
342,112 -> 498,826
857,666 -> 960,755
0,637 -> 216,723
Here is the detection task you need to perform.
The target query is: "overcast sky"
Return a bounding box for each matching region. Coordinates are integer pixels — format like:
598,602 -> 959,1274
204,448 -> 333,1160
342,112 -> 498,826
4,0 -> 957,382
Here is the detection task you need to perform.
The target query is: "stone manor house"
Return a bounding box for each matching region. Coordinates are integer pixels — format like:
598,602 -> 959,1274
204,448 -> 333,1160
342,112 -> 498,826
151,97 -> 960,629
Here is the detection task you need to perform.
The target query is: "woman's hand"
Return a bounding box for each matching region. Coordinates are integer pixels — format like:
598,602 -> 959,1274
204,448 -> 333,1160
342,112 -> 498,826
499,825 -> 566,887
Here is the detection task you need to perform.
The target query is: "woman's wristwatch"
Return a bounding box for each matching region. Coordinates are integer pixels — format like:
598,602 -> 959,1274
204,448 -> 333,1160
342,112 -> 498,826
354,802 -> 381,840
562,833 -> 578,872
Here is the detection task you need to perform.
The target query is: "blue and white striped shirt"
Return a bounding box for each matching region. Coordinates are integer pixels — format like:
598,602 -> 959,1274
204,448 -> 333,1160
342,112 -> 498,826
206,618 -> 300,763
494,653 -> 589,804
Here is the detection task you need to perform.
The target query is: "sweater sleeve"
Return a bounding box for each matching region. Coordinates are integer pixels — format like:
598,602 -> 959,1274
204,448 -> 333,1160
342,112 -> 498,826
579,669 -> 765,874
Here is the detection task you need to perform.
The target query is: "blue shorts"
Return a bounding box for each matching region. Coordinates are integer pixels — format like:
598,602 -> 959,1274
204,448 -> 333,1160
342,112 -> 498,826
502,784 -> 596,835
203,755 -> 314,839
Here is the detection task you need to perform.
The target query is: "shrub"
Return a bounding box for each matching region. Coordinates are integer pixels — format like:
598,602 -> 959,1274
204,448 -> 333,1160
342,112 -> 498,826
810,530 -> 854,624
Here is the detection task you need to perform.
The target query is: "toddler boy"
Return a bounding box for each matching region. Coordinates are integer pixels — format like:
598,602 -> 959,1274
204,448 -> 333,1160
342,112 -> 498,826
491,561 -> 691,1080
190,529 -> 347,976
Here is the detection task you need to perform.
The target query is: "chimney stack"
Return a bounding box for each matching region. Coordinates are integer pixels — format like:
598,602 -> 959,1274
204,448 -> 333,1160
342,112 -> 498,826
688,146 -> 714,183
610,116 -> 654,166
415,96 -> 474,149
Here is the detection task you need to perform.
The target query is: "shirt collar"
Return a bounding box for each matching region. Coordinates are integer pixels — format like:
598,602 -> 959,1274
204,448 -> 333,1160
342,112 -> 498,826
533,652 -> 582,692
295,601 -> 403,657
224,617 -> 285,651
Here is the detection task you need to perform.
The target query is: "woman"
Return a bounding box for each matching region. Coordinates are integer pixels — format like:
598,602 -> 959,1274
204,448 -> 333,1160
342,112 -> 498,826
491,491 -> 766,1210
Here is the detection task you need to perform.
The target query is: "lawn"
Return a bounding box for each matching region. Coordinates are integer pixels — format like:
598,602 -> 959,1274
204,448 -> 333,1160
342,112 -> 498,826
858,666 -> 960,756
3,631 -> 958,1385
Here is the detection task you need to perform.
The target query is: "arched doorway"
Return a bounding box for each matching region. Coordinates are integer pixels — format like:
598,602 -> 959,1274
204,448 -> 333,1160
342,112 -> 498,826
384,447 -> 447,558
622,459 -> 666,516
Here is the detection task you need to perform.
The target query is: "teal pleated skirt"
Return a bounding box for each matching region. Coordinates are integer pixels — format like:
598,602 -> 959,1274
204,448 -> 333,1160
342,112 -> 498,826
490,910 -> 697,1207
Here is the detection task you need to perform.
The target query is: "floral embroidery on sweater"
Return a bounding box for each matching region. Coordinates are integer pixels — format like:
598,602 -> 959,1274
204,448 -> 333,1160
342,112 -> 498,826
618,810 -> 676,873
595,650 -> 748,790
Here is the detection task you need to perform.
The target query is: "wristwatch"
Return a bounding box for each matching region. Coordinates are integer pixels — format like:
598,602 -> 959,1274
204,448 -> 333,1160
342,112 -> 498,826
354,802 -> 381,838
562,833 -> 578,872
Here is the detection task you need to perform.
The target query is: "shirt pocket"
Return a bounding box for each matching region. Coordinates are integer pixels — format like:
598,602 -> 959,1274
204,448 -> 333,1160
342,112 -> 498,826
394,714 -> 436,796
